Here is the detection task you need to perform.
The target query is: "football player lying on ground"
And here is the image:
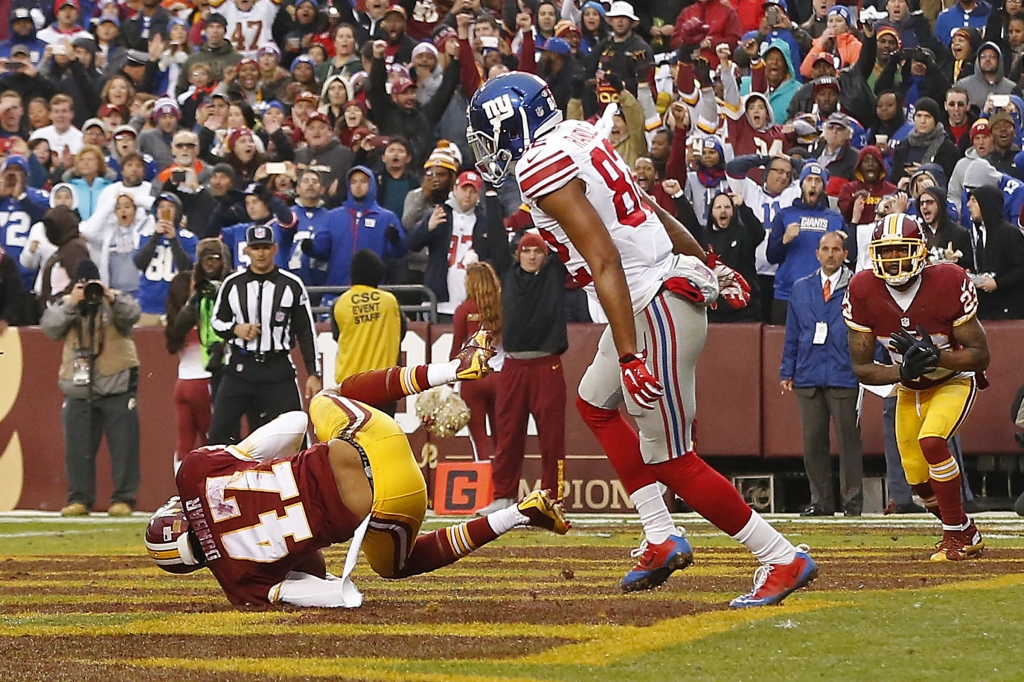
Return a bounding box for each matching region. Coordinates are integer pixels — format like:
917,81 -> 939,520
145,331 -> 570,607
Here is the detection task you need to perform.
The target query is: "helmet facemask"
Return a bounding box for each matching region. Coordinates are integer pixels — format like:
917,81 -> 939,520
467,126 -> 515,186
869,238 -> 927,286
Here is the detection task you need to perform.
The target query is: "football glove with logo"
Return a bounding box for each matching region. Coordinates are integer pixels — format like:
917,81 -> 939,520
620,352 -> 664,410
891,326 -> 940,381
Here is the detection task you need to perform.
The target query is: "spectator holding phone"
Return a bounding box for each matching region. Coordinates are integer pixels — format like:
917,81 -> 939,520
955,42 -> 1016,108
800,6 -> 862,78
133,193 -> 197,325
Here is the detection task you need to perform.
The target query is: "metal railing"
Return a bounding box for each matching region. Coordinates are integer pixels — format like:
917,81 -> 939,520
307,285 -> 439,323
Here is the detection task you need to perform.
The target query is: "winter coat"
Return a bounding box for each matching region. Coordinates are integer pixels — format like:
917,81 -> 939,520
741,39 -> 802,127
968,184 -> 1024,319
800,31 -> 863,79
308,166 -> 406,286
39,205 -> 89,304
294,137 -> 355,201
781,266 -> 858,388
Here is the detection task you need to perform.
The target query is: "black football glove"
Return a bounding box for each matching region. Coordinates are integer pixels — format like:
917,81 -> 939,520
900,344 -> 939,382
889,324 -> 938,358
605,72 -> 625,93
300,238 -> 316,256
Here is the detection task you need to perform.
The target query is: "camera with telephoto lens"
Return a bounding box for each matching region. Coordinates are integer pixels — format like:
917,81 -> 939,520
81,279 -> 105,307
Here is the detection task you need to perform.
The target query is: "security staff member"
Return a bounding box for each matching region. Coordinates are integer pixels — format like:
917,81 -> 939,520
208,224 -> 323,444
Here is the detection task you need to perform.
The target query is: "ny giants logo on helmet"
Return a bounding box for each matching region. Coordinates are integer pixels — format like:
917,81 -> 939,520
481,93 -> 515,130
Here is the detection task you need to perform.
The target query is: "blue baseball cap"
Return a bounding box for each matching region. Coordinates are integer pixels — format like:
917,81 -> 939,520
762,0 -> 788,10
2,154 -> 29,174
541,37 -> 572,55
799,161 -> 829,184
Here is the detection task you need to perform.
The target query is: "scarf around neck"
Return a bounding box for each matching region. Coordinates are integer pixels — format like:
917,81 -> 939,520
907,125 -> 946,148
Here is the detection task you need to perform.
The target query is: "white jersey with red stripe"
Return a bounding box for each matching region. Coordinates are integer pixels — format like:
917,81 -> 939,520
515,119 -> 674,314
211,0 -> 281,56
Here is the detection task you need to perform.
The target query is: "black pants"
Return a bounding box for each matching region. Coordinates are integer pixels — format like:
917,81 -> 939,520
62,390 -> 140,509
208,352 -> 303,445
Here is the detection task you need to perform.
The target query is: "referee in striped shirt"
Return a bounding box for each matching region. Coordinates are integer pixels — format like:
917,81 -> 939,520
208,224 -> 323,444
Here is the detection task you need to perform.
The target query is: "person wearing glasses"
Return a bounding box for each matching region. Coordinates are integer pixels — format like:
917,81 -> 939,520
942,87 -> 977,152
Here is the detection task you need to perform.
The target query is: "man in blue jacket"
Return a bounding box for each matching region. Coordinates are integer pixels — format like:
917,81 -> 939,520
781,231 -> 863,517
767,161 -> 848,324
0,3 -> 48,66
304,165 -> 406,288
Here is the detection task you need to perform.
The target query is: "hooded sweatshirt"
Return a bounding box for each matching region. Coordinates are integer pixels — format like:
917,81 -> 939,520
916,185 -> 974,272
955,41 -> 1017,107
740,40 -> 801,131
40,205 -> 89,304
309,166 -> 406,287
967,184 -> 1024,318
726,71 -> 788,156
0,2 -> 47,65
960,157 -> 1024,230
837,145 -> 897,271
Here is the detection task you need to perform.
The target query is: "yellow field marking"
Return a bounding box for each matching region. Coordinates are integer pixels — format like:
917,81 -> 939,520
101,657 -> 548,682
0,613 -> 611,639
509,601 -> 830,666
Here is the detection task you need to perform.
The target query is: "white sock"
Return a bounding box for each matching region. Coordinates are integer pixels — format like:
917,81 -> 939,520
426,361 -> 459,387
731,512 -> 796,565
487,505 -> 528,535
630,483 -> 676,545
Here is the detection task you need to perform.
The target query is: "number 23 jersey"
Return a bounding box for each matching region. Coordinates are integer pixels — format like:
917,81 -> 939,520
842,262 -> 979,390
515,119 -> 673,314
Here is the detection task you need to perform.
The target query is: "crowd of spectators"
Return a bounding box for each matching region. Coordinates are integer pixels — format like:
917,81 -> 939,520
0,0 -> 1020,329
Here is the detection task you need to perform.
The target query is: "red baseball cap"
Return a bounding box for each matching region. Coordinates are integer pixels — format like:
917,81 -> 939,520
384,4 -> 407,18
305,112 -> 331,128
391,76 -> 416,95
55,0 -> 79,11
457,170 -> 482,191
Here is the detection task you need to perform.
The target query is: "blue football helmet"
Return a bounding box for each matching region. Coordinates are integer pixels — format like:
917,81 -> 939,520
467,72 -> 564,185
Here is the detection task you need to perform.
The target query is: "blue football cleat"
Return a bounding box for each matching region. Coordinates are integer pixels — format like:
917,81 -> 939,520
620,530 -> 694,592
729,545 -> 818,608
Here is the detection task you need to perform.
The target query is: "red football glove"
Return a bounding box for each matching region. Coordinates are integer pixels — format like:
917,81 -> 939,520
707,252 -> 752,310
619,352 -> 664,410
663,276 -> 707,304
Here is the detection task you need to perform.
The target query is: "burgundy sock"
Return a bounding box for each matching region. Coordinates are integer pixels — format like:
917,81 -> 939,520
651,454 -> 752,536
576,396 -> 655,493
394,517 -> 498,578
919,437 -> 967,529
911,482 -> 943,521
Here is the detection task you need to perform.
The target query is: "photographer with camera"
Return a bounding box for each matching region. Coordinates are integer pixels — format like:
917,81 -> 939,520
40,257 -> 141,517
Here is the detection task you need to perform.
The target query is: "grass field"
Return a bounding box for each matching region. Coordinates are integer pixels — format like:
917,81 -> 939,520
2,512 -> 1024,682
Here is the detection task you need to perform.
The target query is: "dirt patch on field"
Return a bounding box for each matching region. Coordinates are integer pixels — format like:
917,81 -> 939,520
3,541 -> 1021,680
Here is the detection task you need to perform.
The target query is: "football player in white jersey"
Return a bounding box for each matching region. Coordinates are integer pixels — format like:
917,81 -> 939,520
210,0 -> 281,56
468,73 -> 817,607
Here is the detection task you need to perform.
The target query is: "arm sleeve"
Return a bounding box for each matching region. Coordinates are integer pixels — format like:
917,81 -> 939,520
292,281 -> 321,376
39,298 -> 79,339
423,56 -> 462,126
267,128 -> 295,162
133,232 -> 161,270
168,235 -> 195,271
210,275 -> 239,338
765,211 -> 787,264
780,295 -> 799,380
619,90 -> 647,156
110,292 -> 142,334
855,32 -> 877,79
367,56 -> 390,117
458,38 -> 482,95
518,30 -> 536,74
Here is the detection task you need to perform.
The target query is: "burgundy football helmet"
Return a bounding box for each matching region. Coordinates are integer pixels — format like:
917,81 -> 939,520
869,212 -> 927,286
144,496 -> 205,574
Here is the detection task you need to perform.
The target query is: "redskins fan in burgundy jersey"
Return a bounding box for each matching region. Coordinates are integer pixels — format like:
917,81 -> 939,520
843,213 -> 991,562
145,331 -> 570,607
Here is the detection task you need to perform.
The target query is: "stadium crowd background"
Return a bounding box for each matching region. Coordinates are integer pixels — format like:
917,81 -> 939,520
2,0 -> 1024,513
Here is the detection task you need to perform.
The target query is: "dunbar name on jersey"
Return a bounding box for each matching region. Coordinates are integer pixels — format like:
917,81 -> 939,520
515,119 -> 674,315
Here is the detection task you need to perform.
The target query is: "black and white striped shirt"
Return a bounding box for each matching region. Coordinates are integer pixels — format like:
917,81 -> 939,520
211,267 -> 321,376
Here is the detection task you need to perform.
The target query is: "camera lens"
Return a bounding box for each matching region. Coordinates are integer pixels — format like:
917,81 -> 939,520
83,281 -> 104,304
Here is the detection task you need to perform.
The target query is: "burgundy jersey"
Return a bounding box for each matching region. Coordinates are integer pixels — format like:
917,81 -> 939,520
174,444 -> 361,606
842,262 -> 979,390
